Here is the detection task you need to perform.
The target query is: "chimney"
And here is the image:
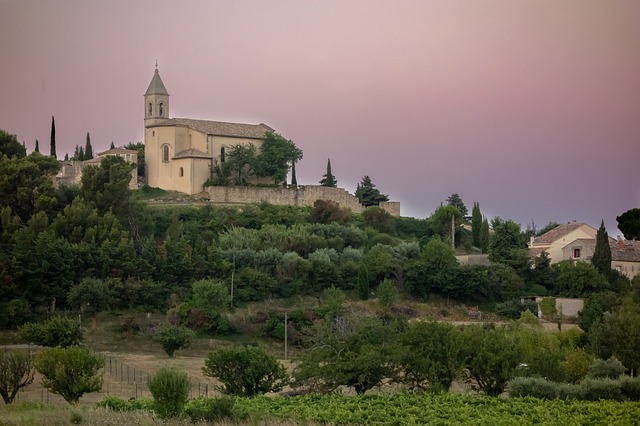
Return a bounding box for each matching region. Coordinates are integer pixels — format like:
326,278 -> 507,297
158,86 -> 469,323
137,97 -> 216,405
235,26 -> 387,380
618,236 -> 624,250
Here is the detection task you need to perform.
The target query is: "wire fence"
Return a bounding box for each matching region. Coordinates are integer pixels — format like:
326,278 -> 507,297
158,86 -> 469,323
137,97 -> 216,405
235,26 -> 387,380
11,349 -> 216,404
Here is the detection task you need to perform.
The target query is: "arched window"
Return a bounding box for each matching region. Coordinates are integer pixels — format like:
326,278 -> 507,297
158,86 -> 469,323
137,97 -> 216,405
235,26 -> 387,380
148,102 -> 152,116
220,146 -> 225,163
179,167 -> 184,177
159,102 -> 164,117
162,145 -> 169,162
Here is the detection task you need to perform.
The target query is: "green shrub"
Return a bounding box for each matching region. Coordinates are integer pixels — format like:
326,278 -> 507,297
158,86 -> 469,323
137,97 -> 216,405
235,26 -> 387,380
495,300 -> 538,320
70,410 -> 83,424
586,357 -> 626,379
556,382 -> 581,400
153,324 -> 194,357
95,396 -> 154,412
377,278 -> 398,308
19,316 -> 82,347
538,297 -> 557,320
183,396 -> 239,422
580,378 -> 624,401
507,377 -> 558,399
620,376 -> 640,401
147,368 -> 190,418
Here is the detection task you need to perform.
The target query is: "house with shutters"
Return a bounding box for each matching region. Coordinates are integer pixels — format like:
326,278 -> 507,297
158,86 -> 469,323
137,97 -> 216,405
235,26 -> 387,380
528,221 -> 640,279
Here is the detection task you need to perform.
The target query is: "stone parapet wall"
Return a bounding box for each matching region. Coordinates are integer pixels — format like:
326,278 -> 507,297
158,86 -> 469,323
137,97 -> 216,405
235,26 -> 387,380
206,185 -> 400,216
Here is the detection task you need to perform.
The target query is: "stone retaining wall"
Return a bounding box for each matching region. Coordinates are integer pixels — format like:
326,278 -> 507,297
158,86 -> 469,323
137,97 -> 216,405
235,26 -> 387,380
206,185 -> 400,216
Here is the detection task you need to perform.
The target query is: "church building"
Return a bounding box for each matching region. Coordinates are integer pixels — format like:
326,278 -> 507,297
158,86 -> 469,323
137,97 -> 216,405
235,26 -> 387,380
144,66 -> 274,194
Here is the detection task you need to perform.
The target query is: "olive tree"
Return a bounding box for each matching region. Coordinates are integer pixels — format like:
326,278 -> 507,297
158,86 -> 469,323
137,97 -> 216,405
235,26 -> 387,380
0,349 -> 35,404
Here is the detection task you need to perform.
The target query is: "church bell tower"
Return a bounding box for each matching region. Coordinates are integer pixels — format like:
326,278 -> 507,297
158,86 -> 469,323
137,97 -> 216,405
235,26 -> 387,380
144,64 -> 170,126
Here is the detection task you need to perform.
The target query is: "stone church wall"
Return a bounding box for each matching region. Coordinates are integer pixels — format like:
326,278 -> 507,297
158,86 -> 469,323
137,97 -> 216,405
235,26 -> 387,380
206,185 -> 400,216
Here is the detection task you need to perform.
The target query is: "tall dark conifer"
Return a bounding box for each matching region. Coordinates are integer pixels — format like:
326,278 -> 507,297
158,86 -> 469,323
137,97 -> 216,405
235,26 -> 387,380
50,116 -> 57,158
78,146 -> 85,161
479,218 -> 490,254
34,139 -> 40,153
592,220 -> 612,279
471,202 -> 482,248
320,158 -> 337,187
85,132 -> 93,160
291,161 -> 298,186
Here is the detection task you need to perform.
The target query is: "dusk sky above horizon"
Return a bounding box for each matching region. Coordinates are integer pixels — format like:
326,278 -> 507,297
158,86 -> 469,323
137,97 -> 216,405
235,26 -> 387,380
1,0 -> 639,235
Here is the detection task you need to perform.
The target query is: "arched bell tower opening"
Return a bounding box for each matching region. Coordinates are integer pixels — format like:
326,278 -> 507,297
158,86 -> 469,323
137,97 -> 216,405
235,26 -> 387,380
144,63 -> 170,125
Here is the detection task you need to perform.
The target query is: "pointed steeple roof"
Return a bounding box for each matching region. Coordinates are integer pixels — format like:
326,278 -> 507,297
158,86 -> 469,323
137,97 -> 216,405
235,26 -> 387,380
145,65 -> 169,96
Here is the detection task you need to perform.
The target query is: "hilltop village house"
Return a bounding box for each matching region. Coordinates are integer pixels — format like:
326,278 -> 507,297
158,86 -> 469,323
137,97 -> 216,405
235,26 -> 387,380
143,67 -> 400,216
528,222 -> 640,279
56,147 -> 138,189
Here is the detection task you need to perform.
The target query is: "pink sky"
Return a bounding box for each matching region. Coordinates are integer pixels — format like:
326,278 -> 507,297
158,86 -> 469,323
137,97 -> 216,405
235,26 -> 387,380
1,0 -> 639,234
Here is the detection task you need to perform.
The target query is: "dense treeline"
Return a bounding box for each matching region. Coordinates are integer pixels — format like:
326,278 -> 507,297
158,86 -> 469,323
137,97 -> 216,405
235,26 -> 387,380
0,128 -> 636,332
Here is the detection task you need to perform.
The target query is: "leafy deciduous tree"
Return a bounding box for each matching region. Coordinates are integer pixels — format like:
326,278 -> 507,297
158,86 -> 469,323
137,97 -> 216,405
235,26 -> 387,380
19,316 -> 82,348
556,261 -> 608,298
294,316 -> 397,395
154,324 -> 194,357
35,345 -> 103,404
256,132 -> 302,185
393,321 -> 465,392
67,278 -> 115,330
462,324 -> 525,396
203,346 -> 287,397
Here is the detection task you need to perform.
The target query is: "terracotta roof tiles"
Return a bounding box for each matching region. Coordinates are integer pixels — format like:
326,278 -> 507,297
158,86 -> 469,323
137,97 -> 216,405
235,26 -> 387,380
532,223 -> 588,245
153,118 -> 273,139
173,148 -> 210,159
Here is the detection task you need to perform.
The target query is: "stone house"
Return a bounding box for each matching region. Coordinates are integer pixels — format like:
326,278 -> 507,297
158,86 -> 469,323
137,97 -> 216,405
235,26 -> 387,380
529,222 -> 640,279
56,147 -> 138,189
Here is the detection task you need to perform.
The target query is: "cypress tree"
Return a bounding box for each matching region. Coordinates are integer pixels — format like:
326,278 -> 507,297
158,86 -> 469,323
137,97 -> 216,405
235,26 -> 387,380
479,218 -> 490,254
84,132 -> 93,160
592,220 -> 612,279
64,153 -> 69,161
357,265 -> 370,301
290,161 -> 297,186
110,141 -> 115,149
50,116 -> 57,158
471,202 -> 482,248
73,145 -> 79,160
34,139 -> 40,153
78,146 -> 85,161
320,158 -> 337,187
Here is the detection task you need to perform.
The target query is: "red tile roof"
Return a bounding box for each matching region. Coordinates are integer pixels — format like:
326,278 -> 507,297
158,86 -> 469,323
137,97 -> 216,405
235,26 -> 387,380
611,240 -> 640,263
152,118 -> 273,139
532,223 -> 590,245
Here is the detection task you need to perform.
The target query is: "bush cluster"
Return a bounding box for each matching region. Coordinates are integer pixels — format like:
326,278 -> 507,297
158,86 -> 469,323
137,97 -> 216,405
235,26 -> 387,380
507,376 -> 640,401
